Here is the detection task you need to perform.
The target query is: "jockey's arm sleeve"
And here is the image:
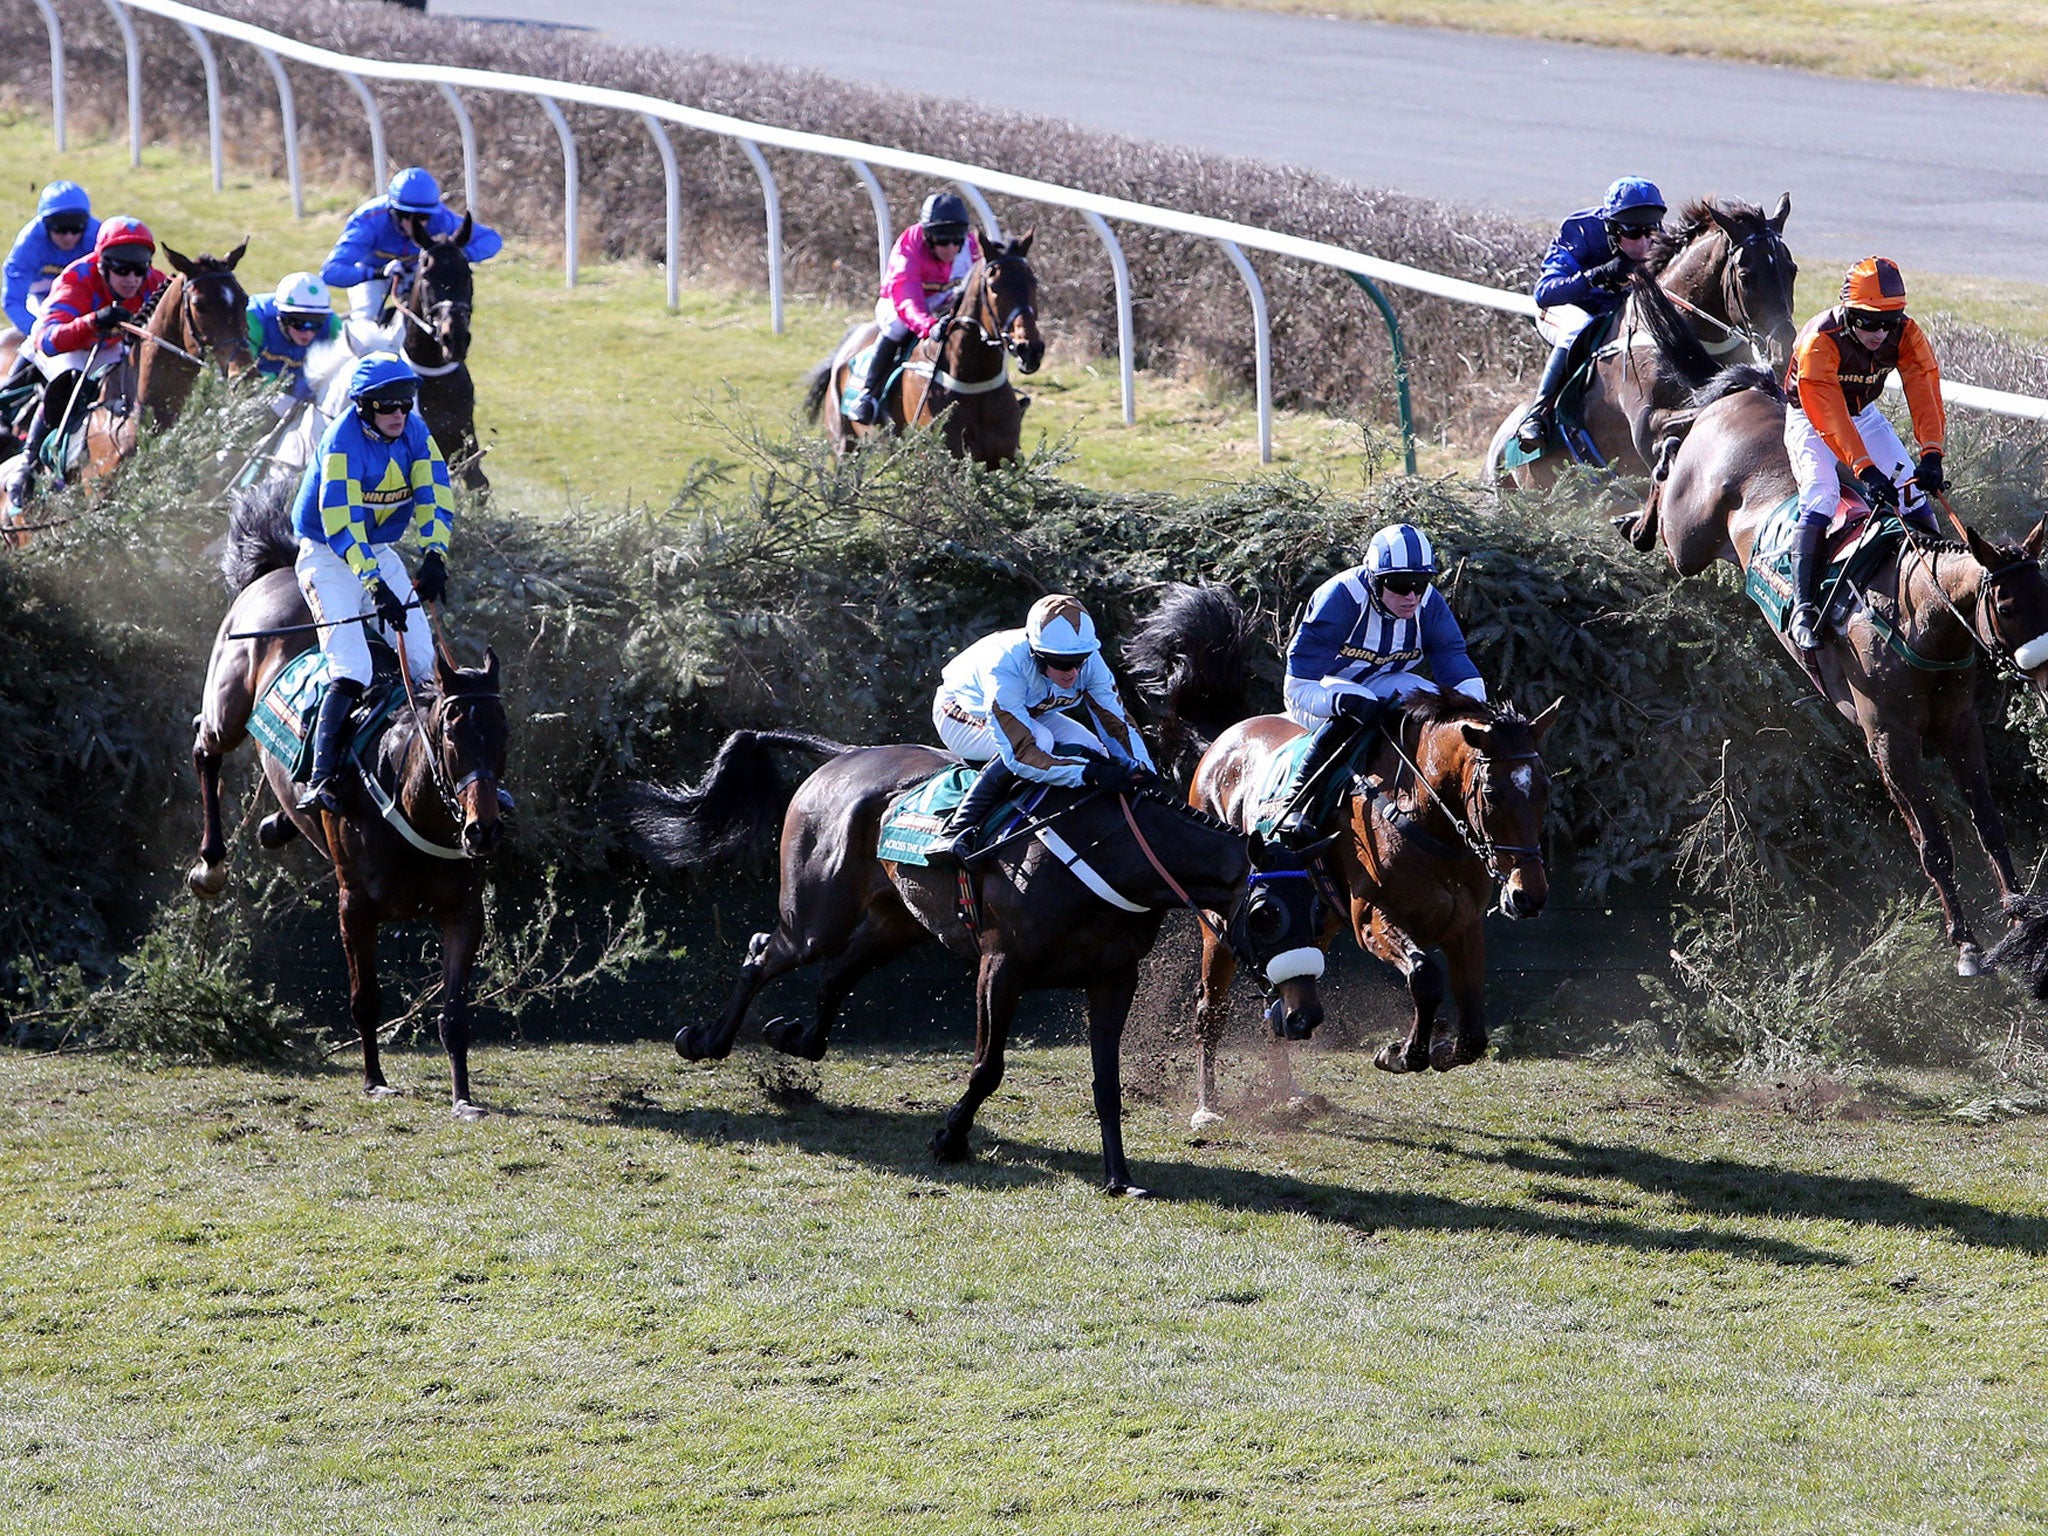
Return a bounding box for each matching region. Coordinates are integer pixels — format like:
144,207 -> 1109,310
1792,332 -> 1870,470
244,308 -> 268,367
1896,319 -> 1947,456
2,236 -> 36,335
460,220 -> 504,265
408,432 -> 455,555
1533,242 -> 1595,311
41,306 -> 101,355
321,215 -> 379,289
1080,660 -> 1156,770
1420,594 -> 1485,700
1284,580 -> 1355,690
318,449 -> 383,581
989,700 -> 1088,787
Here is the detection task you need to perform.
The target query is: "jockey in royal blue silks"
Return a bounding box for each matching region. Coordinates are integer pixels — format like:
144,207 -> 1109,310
3,181 -> 98,340
924,594 -> 1159,867
289,352 -> 453,814
1515,176 -> 1668,453
245,271 -> 341,404
320,166 -> 501,321
1272,523 -> 1488,846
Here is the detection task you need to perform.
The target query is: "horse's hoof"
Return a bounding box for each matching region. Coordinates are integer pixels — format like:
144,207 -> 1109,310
1957,944 -> 1989,978
929,1127 -> 970,1163
1429,1038 -> 1462,1073
185,859 -> 228,899
257,812 -> 299,850
1189,1107 -> 1226,1133
675,1027 -> 720,1061
451,1099 -> 484,1123
366,1084 -> 398,1100
1374,1041 -> 1417,1074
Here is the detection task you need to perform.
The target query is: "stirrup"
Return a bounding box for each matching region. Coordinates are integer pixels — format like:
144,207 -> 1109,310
847,391 -> 879,425
924,828 -> 976,869
295,778 -> 343,815
1515,407 -> 1551,450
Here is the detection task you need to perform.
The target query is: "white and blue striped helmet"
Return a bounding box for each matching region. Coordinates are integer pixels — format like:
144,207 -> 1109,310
1363,523 -> 1437,582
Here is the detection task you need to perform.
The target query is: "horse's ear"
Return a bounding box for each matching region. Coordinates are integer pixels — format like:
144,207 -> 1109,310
1965,523 -> 2004,569
1704,203 -> 1736,237
1529,696 -> 1564,743
454,212 -> 473,248
1769,193 -> 1791,232
482,645 -> 499,686
436,648 -> 458,691
162,243 -> 195,278
224,237 -> 249,270
2026,518 -> 2046,559
1457,720 -> 1493,749
1012,228 -> 1034,258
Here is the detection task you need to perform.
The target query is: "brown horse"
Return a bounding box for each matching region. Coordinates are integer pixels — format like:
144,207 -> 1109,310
807,234 -> 1044,467
185,483 -> 509,1114
617,729 -> 1325,1195
132,241 -> 256,432
1629,364 -> 2048,974
1490,195 -> 1797,487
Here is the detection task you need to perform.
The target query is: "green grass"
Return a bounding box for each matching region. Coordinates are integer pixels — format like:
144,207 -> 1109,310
2,1040 -> 2045,1532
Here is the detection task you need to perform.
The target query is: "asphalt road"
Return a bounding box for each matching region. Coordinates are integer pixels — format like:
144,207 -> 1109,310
430,0 -> 2048,284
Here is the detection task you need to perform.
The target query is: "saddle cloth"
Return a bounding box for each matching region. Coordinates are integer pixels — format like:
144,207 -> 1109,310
838,343 -> 931,417
1248,728 -> 1381,838
248,643 -> 405,782
1744,494 -> 1904,637
875,764 -> 1047,867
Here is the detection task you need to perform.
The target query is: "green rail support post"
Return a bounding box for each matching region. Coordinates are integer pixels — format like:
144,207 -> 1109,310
1347,272 -> 1417,475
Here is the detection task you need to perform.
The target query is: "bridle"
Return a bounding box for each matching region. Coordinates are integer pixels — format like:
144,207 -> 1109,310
1902,534 -> 2048,682
1376,715 -> 1546,887
1635,219 -> 1793,366
933,256 -> 1035,393
394,252 -> 471,376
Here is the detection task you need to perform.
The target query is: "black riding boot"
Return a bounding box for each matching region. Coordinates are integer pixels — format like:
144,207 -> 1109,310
296,677 -> 364,814
924,760 -> 1017,869
1786,518 -> 1826,652
848,332 -> 908,425
1515,341 -> 1575,451
1273,701 -> 1389,847
2,401 -> 55,506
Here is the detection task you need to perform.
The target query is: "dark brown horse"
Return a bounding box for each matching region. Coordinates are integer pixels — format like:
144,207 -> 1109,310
1490,195 -> 1797,487
807,234 -> 1044,467
618,729 -> 1325,1195
185,483 -> 509,1114
389,220 -> 486,496
1629,364 -> 2048,974
132,241 -> 256,432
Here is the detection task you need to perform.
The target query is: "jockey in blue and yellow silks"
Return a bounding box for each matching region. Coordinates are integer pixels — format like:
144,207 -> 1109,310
245,271 -> 340,401
1273,523 -> 1487,845
289,352 -> 453,813
321,166 -> 500,321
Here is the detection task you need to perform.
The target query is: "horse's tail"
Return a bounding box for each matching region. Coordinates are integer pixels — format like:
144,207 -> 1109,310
1987,897 -> 2048,997
220,474 -> 298,591
1124,583 -> 1261,780
611,729 -> 858,874
804,323 -> 866,423
1628,271 -> 1722,392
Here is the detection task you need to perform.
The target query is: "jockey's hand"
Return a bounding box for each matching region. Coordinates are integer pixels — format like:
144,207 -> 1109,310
1081,756 -> 1134,793
1914,451 -> 1946,495
413,550 -> 448,604
366,577 -> 409,631
380,258 -> 411,283
90,304 -> 128,336
1857,464 -> 1901,512
1588,256 -> 1632,292
1332,692 -> 1377,723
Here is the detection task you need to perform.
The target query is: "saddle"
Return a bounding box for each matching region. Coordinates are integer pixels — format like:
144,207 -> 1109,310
1250,725 -> 1378,838
839,339 -> 931,419
1744,494 -> 1906,642
875,764 -> 1046,867
248,640 -> 407,784
1501,309 -> 1621,471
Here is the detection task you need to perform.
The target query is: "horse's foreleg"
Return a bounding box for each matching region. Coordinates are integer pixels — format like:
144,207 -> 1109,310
1939,720 -> 2022,916
439,893 -> 485,1119
340,891 -> 391,1096
187,726 -> 230,899
1360,910 -> 1439,1074
1190,924 -> 1236,1131
1436,918 -> 1489,1072
931,951 -> 1020,1163
1870,729 -> 1980,966
1085,966 -> 1145,1197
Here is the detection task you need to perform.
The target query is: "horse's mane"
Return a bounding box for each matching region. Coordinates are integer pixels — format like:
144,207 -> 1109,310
1124,583 -> 1260,778
220,474 -> 299,590
1400,690 -> 1523,730
1687,362 -> 1786,410
1643,196 -> 1766,276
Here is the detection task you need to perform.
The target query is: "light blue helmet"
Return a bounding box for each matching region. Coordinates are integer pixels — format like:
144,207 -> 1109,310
37,180 -> 91,222
386,167 -> 442,214
348,352 -> 418,439
1363,523 -> 1437,581
1599,177 -> 1667,227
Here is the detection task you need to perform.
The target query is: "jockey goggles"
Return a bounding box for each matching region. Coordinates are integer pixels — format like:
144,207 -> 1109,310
1376,573 -> 1433,597
363,392 -> 415,416
1033,650 -> 1090,672
102,253 -> 151,276
1845,307 -> 1903,334
45,215 -> 88,237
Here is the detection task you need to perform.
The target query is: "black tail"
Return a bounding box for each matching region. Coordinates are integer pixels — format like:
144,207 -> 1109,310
220,474 -> 298,591
1688,362 -> 1786,409
1988,898 -> 2048,998
1627,272 -> 1722,393
1123,583 -> 1261,781
611,729 -> 857,874
804,324 -> 864,423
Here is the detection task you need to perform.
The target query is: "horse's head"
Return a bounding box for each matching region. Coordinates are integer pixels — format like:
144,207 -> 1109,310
979,232 -> 1043,374
411,217 -> 475,364
1237,831 -> 1331,1041
161,238 -> 255,377
431,644 -> 507,858
1656,196 -> 1798,369
1966,520 -> 2048,701
1446,698 -> 1560,920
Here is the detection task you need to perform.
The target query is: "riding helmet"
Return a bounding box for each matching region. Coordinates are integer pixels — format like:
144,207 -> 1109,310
1363,523 -> 1437,581
275,271 -> 333,317
387,166 -> 442,214
93,216 -> 155,262
1025,595 -> 1101,660
918,191 -> 972,245
348,353 -> 419,438
37,180 -> 92,224
1599,176 -> 1667,232
1839,256 -> 1908,313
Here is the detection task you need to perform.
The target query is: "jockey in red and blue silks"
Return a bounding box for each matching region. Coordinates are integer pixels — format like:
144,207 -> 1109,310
4,181 -> 98,339
321,167 -> 501,321
245,271 -> 341,404
1515,176 -> 1667,453
846,191 -> 984,425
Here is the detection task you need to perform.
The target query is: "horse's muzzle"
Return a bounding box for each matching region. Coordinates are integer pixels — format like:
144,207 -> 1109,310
461,807 -> 504,857
1499,868 -> 1547,920
1265,981 -> 1324,1042
1013,338 -> 1045,375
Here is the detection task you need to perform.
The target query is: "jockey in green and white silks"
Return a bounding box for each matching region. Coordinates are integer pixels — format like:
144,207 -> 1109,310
1274,523 -> 1487,845
288,351 -> 453,813
925,595 -> 1158,866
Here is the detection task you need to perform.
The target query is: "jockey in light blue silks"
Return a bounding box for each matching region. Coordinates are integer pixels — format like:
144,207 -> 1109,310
3,181 -> 98,339
245,271 -> 341,405
925,595 -> 1158,866
321,167 -> 501,321
1515,176 -> 1667,454
289,352 -> 453,813
1273,523 -> 1487,845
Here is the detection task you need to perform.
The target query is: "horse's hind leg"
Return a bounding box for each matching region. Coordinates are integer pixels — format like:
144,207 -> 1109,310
340,890 -> 394,1097
931,952 -> 1022,1163
763,905 -> 925,1061
439,891 -> 485,1119
679,927 -> 804,1062
187,723 -> 231,899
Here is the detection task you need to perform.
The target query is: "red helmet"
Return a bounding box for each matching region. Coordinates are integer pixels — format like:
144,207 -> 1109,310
93,216 -> 156,262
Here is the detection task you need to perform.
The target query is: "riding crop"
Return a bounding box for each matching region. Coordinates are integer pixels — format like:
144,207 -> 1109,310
119,322 -> 203,367
227,598 -> 425,641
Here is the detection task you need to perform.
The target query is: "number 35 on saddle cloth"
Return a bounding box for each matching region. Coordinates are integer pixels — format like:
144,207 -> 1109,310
247,643 -> 406,784
876,764 -> 1048,867
1744,494 -> 1907,643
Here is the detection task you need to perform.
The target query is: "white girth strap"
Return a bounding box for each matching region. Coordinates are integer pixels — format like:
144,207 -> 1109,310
1036,826 -> 1147,912
353,753 -> 469,860
931,364 -> 1010,396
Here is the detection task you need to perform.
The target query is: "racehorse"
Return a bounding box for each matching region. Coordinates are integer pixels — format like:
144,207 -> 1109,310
389,221 -> 486,496
132,241 -> 255,433
1489,195 -> 1797,488
617,728 -> 1326,1195
1627,362 -> 2048,975
1143,587 -> 1558,1127
806,234 -> 1044,468
185,481 -> 508,1115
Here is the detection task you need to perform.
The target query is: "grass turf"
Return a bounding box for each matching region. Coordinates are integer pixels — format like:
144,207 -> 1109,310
2,1039 -> 2044,1533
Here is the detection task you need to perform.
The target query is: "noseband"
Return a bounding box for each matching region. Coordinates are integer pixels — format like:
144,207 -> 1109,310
1380,720 -> 1545,886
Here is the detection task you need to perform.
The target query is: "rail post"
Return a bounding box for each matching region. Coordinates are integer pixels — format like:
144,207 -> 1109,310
29,0 -> 64,151
256,47 -> 303,216
342,73 -> 388,192
100,0 -> 143,166
176,20 -> 224,190
534,95 -> 579,287
953,182 -> 1003,243
436,83 -> 480,213
1219,241 -> 1272,464
738,141 -> 783,334
640,113 -> 681,310
849,160 -> 892,283
1082,211 -> 1136,426
1346,274 -> 1418,474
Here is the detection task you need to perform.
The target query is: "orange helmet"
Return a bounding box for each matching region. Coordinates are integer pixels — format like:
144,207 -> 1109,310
1839,257 -> 1907,313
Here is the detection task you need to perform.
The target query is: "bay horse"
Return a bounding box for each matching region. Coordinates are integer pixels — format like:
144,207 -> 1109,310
1489,195 -> 1797,488
185,481 -> 509,1115
806,234 -> 1044,468
1628,363 -> 2048,974
617,728 -> 1326,1195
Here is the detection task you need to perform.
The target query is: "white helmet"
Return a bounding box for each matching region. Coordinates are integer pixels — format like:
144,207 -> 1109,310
1025,595 -> 1100,660
1363,523 -> 1437,582
275,271 -> 331,317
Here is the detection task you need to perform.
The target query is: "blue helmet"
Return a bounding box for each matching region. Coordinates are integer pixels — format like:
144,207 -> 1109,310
386,167 -> 442,215
1363,523 -> 1437,581
1599,177 -> 1667,228
37,180 -> 91,224
348,353 -> 419,438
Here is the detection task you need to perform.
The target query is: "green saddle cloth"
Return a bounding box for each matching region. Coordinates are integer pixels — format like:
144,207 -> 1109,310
1743,496 -> 1905,636
876,764 -> 1047,867
1247,728 -> 1376,838
1499,310 -> 1619,471
248,645 -> 404,783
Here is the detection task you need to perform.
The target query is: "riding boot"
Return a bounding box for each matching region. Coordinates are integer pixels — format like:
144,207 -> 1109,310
2,403 -> 54,506
1898,490 -> 1942,539
848,332 -> 908,426
296,677 -> 365,815
924,760 -> 1017,869
1274,702 -> 1389,847
1515,341 -> 1575,451
1787,518 -> 1826,653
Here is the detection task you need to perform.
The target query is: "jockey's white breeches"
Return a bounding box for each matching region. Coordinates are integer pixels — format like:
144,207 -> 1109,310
346,277 -> 395,321
295,538 -> 434,689
1535,304 -> 1597,349
1285,668 -> 1453,730
1785,403 -> 1914,528
873,300 -> 916,343
934,701 -> 1104,773
29,338 -> 120,381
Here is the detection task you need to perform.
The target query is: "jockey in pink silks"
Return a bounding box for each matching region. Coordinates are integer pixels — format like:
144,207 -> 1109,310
846,191 -> 984,425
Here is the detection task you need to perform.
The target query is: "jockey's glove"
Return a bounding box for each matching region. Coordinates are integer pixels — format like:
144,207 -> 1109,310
1914,451 -> 1946,495
413,550 -> 448,604
1587,257 -> 1632,292
1332,691 -> 1378,722
90,304 -> 128,336
366,577 -> 409,631
380,258 -> 412,282
1081,756 -> 1134,793
1857,464 -> 1901,512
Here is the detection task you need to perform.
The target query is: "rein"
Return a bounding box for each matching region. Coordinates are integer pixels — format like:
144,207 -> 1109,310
931,259 -> 1028,396
1375,717 -> 1543,885
1898,531 -> 2039,682
1117,793 -> 1228,944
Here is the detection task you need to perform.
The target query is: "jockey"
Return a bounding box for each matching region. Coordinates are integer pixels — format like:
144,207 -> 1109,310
320,167 -> 501,321
4,181 -> 98,339
3,216 -> 168,507
289,352 -> 453,814
847,191 -> 984,426
245,271 -> 341,403
1273,523 -> 1487,846
1516,176 -> 1668,453
1781,256 -> 1947,652
925,594 -> 1157,867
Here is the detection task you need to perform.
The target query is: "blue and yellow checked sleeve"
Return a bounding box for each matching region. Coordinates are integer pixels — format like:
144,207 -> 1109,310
317,449 -> 382,580
409,432 -> 453,556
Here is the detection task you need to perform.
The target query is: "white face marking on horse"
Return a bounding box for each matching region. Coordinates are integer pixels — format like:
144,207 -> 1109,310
1512,765 -> 1535,796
